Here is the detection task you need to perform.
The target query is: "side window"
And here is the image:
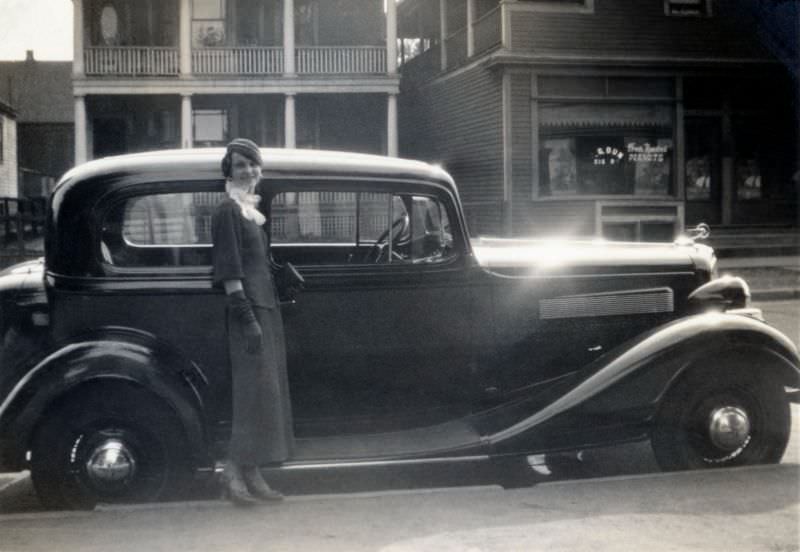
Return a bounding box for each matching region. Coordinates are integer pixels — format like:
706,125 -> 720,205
102,191 -> 225,267
270,189 -> 455,266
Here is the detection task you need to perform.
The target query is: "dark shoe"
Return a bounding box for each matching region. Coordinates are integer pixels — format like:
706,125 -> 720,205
242,466 -> 284,502
222,466 -> 259,507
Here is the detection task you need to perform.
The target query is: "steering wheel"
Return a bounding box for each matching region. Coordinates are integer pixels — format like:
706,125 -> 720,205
363,215 -> 410,263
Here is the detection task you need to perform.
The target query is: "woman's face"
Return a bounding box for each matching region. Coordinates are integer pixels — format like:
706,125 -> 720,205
229,151 -> 262,192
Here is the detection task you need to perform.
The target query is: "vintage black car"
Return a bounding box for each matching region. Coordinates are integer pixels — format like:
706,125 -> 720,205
0,149 -> 797,509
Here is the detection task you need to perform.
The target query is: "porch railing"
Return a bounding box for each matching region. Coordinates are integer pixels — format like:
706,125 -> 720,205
296,46 -> 387,74
84,46 -> 389,76
84,47 -> 179,76
192,47 -> 284,74
474,6 -> 502,55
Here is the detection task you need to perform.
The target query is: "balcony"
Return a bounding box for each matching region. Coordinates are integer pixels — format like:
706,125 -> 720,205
83,46 -> 388,76
296,46 -> 387,74
192,47 -> 284,75
84,47 -> 180,76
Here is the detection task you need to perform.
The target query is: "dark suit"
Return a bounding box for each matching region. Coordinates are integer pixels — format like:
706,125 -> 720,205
212,198 -> 293,464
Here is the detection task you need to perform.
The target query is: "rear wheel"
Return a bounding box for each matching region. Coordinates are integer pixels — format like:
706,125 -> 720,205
651,367 -> 790,471
30,385 -> 193,510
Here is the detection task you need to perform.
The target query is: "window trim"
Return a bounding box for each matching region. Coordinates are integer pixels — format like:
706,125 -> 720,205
97,181 -> 225,276
264,178 -> 465,270
508,0 -> 595,15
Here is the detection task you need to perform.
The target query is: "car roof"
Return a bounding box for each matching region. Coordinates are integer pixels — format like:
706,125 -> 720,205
56,148 -> 455,193
47,149 -> 460,277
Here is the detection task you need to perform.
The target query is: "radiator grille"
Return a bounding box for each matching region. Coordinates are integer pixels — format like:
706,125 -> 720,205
540,287 -> 674,320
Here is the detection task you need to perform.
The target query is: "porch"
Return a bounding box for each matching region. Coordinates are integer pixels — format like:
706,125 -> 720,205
83,45 -> 388,76
76,0 -> 394,77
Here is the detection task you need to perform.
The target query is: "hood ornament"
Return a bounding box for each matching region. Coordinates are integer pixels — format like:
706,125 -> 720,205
687,223 -> 711,241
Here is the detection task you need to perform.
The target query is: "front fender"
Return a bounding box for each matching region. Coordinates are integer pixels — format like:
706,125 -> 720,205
0,327 -> 209,470
489,312 -> 799,448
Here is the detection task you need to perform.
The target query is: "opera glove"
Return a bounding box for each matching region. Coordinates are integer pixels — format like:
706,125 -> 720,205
227,290 -> 262,354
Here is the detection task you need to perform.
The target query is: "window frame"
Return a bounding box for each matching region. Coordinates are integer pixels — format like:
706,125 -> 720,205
264,177 -> 465,271
509,0 -> 595,15
96,181 -> 225,276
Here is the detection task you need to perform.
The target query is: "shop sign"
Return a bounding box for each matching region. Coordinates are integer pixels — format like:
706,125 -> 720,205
592,146 -> 625,166
626,142 -> 670,163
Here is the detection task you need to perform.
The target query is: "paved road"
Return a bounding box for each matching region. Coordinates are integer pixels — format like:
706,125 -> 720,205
0,463 -> 797,552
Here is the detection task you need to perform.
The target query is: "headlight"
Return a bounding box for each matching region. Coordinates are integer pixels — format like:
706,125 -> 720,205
688,275 -> 751,311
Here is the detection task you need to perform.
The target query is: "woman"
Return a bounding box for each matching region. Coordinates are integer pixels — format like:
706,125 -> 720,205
211,138 -> 293,506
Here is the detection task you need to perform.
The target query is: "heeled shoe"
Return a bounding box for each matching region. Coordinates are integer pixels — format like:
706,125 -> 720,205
221,468 -> 259,507
242,466 -> 284,502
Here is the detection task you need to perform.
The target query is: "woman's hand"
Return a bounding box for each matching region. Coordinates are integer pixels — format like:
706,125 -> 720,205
227,290 -> 263,354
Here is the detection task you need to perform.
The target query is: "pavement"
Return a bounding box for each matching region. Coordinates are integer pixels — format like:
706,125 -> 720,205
718,255 -> 800,300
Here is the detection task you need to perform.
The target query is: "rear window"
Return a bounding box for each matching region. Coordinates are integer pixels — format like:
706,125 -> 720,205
101,191 -> 225,267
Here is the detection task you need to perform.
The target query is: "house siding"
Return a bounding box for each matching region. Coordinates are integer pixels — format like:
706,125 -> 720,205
509,0 -> 769,59
0,115 -> 18,198
400,64 -> 504,236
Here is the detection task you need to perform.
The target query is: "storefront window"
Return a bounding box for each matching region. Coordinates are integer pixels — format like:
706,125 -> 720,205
734,116 -> 764,200
684,117 -> 719,201
540,134 -> 672,197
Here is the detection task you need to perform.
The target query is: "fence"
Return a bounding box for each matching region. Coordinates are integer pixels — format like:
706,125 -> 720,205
0,197 -> 47,268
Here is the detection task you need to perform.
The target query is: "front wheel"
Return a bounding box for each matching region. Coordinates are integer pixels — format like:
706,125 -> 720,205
30,386 -> 192,510
651,367 -> 790,471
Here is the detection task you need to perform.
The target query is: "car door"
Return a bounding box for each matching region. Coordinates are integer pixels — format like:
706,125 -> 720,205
268,181 -> 476,435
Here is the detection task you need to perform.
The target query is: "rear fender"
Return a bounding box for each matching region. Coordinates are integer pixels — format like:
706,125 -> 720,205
0,327 -> 209,470
489,312 -> 800,447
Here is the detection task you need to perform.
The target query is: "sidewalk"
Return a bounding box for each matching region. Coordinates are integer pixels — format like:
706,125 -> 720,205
718,256 -> 800,301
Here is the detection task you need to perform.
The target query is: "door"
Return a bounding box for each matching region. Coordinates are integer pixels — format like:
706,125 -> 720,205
684,116 -> 722,225
268,184 -> 475,435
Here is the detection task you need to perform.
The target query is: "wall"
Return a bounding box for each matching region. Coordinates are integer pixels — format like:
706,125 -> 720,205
509,0 -> 770,59
400,64 -> 504,235
0,115 -> 18,197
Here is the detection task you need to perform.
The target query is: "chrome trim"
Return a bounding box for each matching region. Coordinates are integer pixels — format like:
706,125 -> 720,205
85,439 -> 136,486
708,406 -> 751,452
280,455 -> 490,471
540,287 -> 674,320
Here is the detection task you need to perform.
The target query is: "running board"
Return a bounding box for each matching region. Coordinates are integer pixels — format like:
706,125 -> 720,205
290,418 -> 484,463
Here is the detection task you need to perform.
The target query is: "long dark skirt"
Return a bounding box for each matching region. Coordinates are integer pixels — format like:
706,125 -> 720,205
227,305 -> 293,465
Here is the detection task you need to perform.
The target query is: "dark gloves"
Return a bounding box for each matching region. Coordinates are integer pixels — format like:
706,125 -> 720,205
227,290 -> 262,354
275,262 -> 305,302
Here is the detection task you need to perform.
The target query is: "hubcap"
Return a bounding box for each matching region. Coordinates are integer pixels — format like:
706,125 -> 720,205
85,438 -> 136,489
708,406 -> 751,451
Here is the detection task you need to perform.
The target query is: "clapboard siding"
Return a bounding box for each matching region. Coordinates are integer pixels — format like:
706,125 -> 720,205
510,0 -> 769,59
510,72 -> 534,233
400,64 -> 505,235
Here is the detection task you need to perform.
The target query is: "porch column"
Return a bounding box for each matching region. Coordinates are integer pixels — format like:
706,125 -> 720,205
466,0 -> 475,58
181,94 -> 193,148
284,93 -> 296,148
283,0 -> 296,76
179,0 -> 192,75
386,0 -> 397,75
74,95 -> 88,165
439,0 -> 448,71
387,93 -> 398,157
72,0 -> 84,76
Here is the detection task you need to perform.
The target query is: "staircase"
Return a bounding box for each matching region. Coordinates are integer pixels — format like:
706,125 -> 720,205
700,225 -> 800,258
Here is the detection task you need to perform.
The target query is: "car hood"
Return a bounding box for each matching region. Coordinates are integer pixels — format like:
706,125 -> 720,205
470,237 -> 715,275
